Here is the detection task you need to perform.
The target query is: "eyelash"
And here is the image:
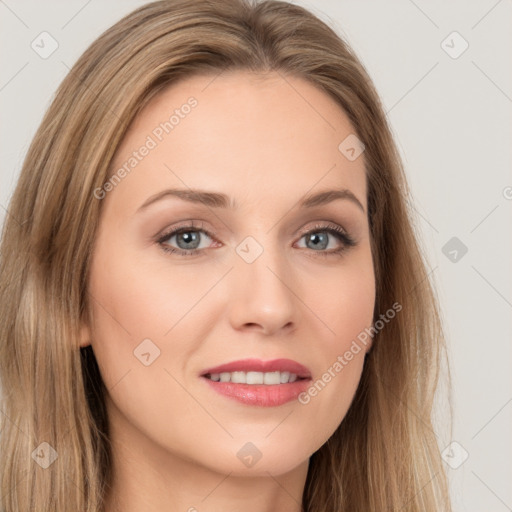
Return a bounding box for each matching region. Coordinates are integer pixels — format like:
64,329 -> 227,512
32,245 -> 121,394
156,220 -> 357,258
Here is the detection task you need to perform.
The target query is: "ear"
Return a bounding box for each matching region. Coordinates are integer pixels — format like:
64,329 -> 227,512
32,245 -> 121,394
79,322 -> 92,348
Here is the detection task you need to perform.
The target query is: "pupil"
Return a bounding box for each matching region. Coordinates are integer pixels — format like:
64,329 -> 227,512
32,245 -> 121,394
178,231 -> 199,249
308,232 -> 327,250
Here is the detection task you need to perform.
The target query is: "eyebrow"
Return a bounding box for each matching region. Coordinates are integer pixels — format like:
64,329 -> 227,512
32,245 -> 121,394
136,187 -> 365,213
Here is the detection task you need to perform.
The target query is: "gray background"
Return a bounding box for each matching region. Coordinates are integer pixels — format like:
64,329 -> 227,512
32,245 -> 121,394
1,1 -> 511,510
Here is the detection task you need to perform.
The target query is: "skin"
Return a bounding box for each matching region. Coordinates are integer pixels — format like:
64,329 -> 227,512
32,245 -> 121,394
80,70 -> 376,512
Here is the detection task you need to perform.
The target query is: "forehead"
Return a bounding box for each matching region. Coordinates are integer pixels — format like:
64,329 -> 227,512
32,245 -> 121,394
107,70 -> 367,213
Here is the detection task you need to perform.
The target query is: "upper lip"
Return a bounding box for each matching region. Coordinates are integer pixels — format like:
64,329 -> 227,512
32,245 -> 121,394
201,358 -> 312,379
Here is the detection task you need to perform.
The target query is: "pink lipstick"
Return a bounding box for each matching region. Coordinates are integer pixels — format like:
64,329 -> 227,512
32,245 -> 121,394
200,358 -> 312,407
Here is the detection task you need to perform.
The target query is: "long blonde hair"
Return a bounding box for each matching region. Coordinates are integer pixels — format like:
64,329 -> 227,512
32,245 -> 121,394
0,0 -> 452,510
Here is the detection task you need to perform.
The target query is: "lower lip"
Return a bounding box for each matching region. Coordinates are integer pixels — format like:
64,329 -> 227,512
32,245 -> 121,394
202,377 -> 311,407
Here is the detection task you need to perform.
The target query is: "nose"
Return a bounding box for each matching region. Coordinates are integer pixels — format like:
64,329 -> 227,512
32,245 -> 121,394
227,244 -> 298,336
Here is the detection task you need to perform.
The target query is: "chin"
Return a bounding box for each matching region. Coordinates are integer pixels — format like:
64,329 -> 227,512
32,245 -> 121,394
194,437 -> 314,477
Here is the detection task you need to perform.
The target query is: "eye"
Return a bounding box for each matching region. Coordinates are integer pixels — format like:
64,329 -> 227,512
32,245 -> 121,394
156,221 -> 217,256
156,221 -> 357,258
295,223 -> 356,258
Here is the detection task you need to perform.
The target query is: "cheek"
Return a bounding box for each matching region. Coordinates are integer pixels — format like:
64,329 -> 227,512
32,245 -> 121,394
86,239 -> 223,390
299,253 -> 375,436
88,243 -> 202,344
313,250 -> 376,349
86,241 -> 168,385
86,245 -> 208,446
331,274 -> 375,345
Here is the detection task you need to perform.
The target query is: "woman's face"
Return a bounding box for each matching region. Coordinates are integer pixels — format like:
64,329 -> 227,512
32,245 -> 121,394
82,70 -> 375,476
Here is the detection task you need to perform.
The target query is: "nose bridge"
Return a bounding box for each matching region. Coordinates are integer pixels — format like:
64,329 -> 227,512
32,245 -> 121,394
235,231 -> 288,287
228,232 -> 297,332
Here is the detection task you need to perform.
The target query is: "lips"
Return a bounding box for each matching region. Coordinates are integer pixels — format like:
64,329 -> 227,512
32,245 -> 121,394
201,358 -> 312,379
200,358 -> 313,406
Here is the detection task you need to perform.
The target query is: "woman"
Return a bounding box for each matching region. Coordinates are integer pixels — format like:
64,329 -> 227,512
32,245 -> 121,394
0,0 -> 452,510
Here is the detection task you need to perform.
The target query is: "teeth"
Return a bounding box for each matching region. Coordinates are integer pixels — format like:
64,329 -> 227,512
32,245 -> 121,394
247,371 -> 264,384
263,371 -> 280,385
206,371 -> 300,385
231,371 -> 245,384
